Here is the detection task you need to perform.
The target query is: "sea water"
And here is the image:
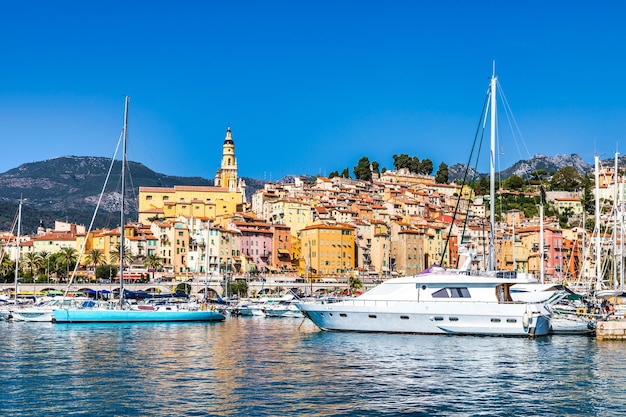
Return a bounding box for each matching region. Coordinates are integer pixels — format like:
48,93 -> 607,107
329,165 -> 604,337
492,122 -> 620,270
1,317 -> 625,416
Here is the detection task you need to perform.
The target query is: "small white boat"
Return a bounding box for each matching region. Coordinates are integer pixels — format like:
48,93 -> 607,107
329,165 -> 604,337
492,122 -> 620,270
263,295 -> 304,318
233,302 -> 266,317
11,298 -> 89,322
549,313 -> 595,335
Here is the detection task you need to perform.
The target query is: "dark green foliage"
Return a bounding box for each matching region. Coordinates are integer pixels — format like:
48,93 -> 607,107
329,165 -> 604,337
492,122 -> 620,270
96,264 -> 119,280
353,157 -> 372,181
502,175 -> 525,190
550,166 -> 583,191
230,279 -> 249,297
435,162 -> 449,184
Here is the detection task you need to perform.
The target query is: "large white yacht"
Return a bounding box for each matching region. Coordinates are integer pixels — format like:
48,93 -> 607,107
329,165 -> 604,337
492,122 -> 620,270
296,265 -> 551,337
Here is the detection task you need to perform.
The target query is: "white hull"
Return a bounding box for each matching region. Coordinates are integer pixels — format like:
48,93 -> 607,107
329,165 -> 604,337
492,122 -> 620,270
264,305 -> 304,318
11,310 -> 54,322
297,299 -> 549,336
549,314 -> 595,335
296,266 -> 552,337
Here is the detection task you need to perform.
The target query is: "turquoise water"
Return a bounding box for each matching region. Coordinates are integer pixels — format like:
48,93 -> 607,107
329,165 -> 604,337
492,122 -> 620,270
1,317 -> 625,416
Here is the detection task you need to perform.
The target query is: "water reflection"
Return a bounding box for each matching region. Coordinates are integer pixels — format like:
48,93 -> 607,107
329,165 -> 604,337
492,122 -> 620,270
1,319 -> 626,416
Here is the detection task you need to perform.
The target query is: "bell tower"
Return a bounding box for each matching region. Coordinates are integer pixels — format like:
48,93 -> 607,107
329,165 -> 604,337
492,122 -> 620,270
215,127 -> 238,191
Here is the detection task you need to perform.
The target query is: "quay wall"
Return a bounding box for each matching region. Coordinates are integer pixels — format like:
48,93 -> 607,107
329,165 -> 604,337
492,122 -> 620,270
597,320 -> 626,341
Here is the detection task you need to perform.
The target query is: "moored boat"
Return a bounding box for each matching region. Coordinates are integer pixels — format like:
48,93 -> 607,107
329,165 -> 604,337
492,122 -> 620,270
52,97 -> 225,324
296,265 -> 551,336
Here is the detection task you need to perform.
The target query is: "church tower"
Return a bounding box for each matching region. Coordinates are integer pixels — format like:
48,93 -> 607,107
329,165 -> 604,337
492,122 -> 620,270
214,127 -> 238,191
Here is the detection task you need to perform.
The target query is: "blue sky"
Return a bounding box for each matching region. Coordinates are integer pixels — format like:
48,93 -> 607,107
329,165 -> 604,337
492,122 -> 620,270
1,1 -> 625,181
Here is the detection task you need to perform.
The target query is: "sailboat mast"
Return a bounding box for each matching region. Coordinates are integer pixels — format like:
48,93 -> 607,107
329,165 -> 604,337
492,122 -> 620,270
614,152 -> 619,289
539,203 -> 546,284
595,155 -> 602,290
14,198 -> 22,303
120,96 -> 129,302
489,64 -> 497,271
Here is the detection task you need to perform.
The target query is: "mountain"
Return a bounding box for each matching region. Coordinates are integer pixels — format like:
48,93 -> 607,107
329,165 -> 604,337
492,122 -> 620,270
448,153 -> 593,182
0,156 -> 263,234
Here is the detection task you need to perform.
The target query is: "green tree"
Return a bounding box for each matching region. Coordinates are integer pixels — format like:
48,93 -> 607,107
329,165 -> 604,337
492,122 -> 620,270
85,248 -> 106,280
37,251 -> 51,278
340,167 -> 350,178
328,171 -> 339,178
0,256 -> 15,283
96,264 -> 118,281
581,178 -> 594,214
353,156 -> 372,181
409,156 -> 420,173
22,252 -> 41,283
371,161 -> 380,175
435,162 -> 449,184
110,244 -> 133,266
58,247 -> 78,281
392,154 -> 411,170
502,175 -> 525,190
419,158 -> 434,175
230,279 -> 249,297
348,276 -> 363,294
550,166 -> 583,191
144,253 -> 163,282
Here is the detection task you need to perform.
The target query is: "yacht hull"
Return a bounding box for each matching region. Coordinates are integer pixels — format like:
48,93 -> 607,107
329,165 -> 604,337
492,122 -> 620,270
297,300 -> 550,336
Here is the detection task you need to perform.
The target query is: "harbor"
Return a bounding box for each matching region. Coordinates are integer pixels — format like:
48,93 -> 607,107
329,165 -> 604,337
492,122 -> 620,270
2,316 -> 626,416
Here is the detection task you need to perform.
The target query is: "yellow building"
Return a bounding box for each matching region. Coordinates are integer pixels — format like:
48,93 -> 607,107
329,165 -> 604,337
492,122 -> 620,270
300,223 -> 355,277
553,197 -> 583,215
270,198 -> 314,237
138,185 -> 243,225
138,128 -> 245,225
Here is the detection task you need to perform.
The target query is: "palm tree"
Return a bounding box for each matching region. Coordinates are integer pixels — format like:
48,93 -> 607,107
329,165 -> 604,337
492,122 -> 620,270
349,276 -> 363,294
143,253 -> 163,282
110,244 -> 133,266
0,256 -> 15,283
85,249 -> 106,281
58,247 -> 78,281
37,251 -> 51,282
23,252 -> 42,283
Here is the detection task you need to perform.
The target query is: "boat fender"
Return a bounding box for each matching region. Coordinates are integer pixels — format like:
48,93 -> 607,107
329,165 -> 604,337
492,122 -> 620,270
576,307 -> 586,316
522,312 -> 530,328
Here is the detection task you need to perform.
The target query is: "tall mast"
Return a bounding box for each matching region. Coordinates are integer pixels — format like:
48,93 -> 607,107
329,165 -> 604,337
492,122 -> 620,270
489,62 -> 497,271
14,197 -> 22,303
595,155 -> 602,290
119,96 -> 129,303
614,152 -> 619,289
539,203 -> 545,284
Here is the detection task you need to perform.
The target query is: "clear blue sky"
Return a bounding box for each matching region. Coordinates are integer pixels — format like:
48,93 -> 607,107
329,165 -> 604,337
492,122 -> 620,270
1,1 -> 625,181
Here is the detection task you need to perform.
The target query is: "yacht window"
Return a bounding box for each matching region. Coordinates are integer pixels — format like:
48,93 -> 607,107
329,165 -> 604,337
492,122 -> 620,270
400,316 -> 409,320
368,315 -> 377,319
432,289 -> 449,298
433,316 -> 444,321
507,319 -> 517,323
450,288 -> 471,298
339,313 -> 347,317
432,287 -> 471,298
491,318 -> 501,323
449,317 -> 459,321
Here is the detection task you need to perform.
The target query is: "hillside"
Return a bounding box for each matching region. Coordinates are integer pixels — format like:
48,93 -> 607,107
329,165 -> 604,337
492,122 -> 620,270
0,153 -> 597,234
0,156 -> 262,233
448,153 -> 593,182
